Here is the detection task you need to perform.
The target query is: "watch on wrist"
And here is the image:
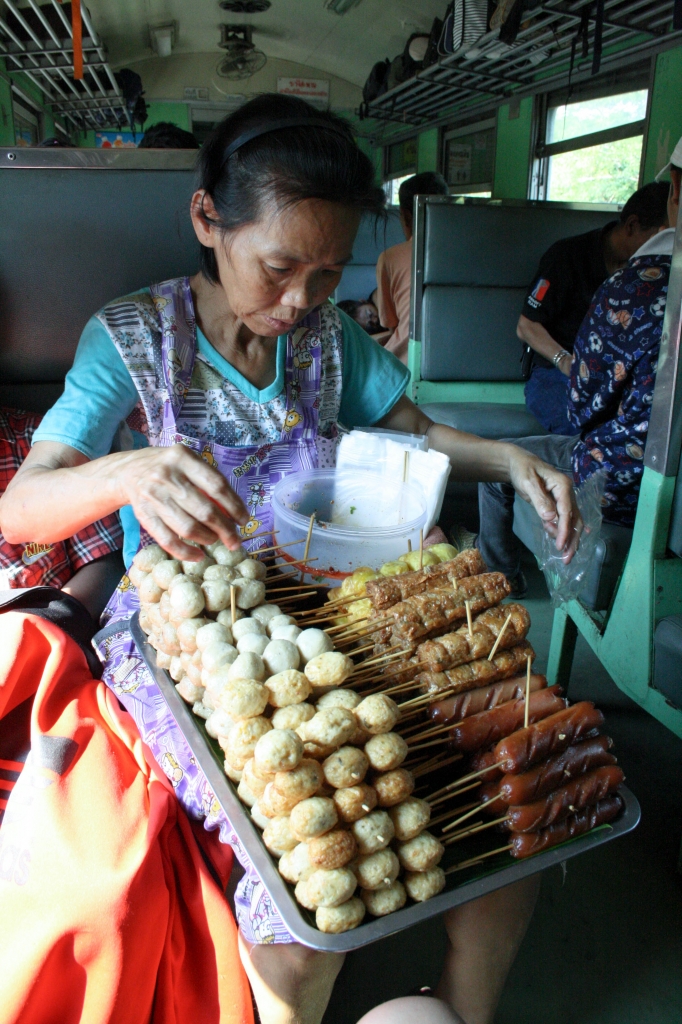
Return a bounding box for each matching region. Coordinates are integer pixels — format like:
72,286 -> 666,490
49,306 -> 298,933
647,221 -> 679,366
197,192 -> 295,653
553,349 -> 570,369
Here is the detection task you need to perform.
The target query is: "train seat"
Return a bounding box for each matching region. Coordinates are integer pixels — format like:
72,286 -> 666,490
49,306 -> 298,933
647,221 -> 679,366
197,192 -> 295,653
334,212 -> 404,304
653,615 -> 682,708
418,402 -> 545,439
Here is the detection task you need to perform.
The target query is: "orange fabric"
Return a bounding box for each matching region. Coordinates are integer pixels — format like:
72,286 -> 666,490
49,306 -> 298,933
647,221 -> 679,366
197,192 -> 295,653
375,238 -> 412,365
0,613 -> 253,1024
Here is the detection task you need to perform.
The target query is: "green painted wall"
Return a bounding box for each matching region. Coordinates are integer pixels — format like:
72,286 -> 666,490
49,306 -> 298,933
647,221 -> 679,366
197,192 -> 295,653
0,65 -> 13,146
493,97 -> 533,199
417,128 -> 439,173
144,101 -> 192,133
643,46 -> 682,182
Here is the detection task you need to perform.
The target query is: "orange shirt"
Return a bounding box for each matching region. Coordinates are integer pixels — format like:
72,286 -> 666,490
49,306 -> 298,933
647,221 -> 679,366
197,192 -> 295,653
375,238 -> 412,364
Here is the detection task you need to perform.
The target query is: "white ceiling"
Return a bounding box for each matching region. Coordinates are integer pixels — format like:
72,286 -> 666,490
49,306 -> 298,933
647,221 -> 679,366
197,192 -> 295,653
85,0 -> 446,86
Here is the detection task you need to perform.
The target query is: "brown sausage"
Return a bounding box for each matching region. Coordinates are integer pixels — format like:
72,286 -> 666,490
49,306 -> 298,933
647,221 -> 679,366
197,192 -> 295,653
469,747 -> 504,783
429,674 -> 548,724
510,794 -> 623,858
498,736 -> 615,805
494,702 -> 605,773
478,778 -> 508,816
448,686 -> 566,753
507,765 -> 624,832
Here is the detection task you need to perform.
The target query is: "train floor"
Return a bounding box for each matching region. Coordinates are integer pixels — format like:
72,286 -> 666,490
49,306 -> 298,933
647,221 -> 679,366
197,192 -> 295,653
322,556 -> 682,1024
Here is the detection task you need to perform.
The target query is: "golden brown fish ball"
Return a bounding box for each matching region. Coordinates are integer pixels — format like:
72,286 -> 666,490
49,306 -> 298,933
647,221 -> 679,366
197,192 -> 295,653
241,758 -> 270,798
196,621 -> 233,650
315,897 -> 365,934
237,778 -> 258,807
267,614 -> 297,637
161,621 -> 182,655
303,867 -> 357,909
227,652 -> 266,683
182,554 -> 216,578
262,816 -> 298,857
374,768 -> 415,807
354,849 -> 400,891
265,669 -> 311,708
388,797 -> 432,841
294,878 -> 319,911
176,678 -> 203,704
218,679 -> 269,720
273,759 -> 323,804
169,656 -> 184,682
271,702 -> 316,731
297,708 -> 356,750
216,607 -> 244,628
289,796 -> 338,842
403,867 -> 446,902
133,544 -> 167,573
364,733 -> 408,773
205,708 -> 235,740
225,716 -> 272,770
355,694 -> 400,736
237,557 -> 267,581
202,668 -> 233,709
176,617 -> 209,653
152,558 -> 182,590
278,842 -> 314,884
201,579 -> 232,613
304,652 -> 354,692
254,728 -> 304,774
250,802 -> 271,830
361,881 -> 407,917
333,784 -> 378,824
257,785 -> 279,819
213,545 -> 247,568
296,628 -> 334,666
223,759 -> 243,784
232,578 -> 266,610
322,747 -> 369,790
203,563 -> 238,584
308,829 -> 357,871
251,604 -> 282,628
169,582 -> 205,619
303,741 -> 337,761
237,633 -> 270,657
316,689 -> 361,712
186,650 -> 203,686
351,809 -> 394,855
155,649 -> 172,670
202,641 -> 238,674
231,617 -> 266,642
263,640 -> 301,676
138,573 -> 163,605
396,831 -> 444,872
347,723 -> 372,748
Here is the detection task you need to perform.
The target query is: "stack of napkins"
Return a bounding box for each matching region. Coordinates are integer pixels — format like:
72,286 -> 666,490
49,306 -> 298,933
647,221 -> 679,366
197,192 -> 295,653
336,429 -> 451,534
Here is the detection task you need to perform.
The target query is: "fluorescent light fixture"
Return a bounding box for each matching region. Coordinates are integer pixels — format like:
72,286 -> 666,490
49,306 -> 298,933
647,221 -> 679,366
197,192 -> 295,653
324,0 -> 363,13
151,23 -> 175,58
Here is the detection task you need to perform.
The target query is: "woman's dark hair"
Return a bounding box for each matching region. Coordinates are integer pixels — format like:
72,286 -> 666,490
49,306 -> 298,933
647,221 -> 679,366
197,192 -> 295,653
196,93 -> 386,282
139,121 -> 199,149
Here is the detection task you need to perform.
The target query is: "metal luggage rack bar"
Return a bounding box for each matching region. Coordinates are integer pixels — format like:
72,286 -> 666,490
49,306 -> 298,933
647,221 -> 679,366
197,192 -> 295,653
363,0 -> 682,135
0,0 -> 125,132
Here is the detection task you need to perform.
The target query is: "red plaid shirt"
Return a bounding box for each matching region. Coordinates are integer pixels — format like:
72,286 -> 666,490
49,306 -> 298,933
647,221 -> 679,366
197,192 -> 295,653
0,407 -> 123,589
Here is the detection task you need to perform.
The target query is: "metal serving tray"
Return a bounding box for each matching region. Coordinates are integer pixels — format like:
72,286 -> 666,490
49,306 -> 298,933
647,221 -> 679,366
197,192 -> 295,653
130,615 -> 641,953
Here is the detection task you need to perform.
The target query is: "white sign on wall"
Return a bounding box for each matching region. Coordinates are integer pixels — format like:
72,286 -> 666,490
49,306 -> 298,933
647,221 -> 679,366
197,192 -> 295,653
277,77 -> 330,110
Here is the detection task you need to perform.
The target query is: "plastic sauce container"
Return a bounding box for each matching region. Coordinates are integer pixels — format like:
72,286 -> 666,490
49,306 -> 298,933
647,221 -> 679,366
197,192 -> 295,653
272,469 -> 426,586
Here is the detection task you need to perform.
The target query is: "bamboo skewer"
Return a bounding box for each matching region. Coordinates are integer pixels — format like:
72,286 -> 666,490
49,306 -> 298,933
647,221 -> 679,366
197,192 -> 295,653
427,780 -> 481,807
412,752 -> 462,778
301,514 -> 315,582
524,654 -> 532,729
230,585 -> 236,624
404,735 -> 451,755
487,612 -> 512,661
419,529 -> 424,571
465,600 -> 473,638
266,557 -> 319,575
443,815 -> 509,846
427,761 -> 504,802
267,583 -> 329,594
429,801 -> 480,828
242,529 -> 277,544
442,801 -> 488,832
445,845 -> 514,874
254,538 -> 308,555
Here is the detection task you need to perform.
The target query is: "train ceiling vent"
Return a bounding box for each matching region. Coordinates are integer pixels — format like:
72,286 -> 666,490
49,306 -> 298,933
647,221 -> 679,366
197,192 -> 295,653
218,0 -> 272,11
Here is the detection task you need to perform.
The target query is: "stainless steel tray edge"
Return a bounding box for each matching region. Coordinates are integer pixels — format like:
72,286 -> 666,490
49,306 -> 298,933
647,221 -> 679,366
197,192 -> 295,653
130,614 -> 641,953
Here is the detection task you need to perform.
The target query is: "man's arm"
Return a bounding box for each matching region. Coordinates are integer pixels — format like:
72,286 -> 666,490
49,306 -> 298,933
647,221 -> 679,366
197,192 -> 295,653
517,315 -> 572,375
374,253 -> 399,331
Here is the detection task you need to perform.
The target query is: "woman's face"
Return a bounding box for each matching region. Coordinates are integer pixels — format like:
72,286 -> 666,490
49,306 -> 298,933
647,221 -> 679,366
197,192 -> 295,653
192,194 -> 361,336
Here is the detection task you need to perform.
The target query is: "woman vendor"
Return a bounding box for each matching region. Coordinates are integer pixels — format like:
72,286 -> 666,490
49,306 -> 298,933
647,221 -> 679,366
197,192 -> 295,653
0,95 -> 579,1024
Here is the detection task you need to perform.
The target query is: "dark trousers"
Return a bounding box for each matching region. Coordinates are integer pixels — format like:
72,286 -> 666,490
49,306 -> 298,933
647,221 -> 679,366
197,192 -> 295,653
524,366 -> 572,434
477,434 -> 579,577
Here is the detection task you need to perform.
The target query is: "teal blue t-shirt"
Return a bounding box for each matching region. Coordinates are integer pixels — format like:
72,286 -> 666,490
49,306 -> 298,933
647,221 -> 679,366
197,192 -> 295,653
34,296 -> 409,566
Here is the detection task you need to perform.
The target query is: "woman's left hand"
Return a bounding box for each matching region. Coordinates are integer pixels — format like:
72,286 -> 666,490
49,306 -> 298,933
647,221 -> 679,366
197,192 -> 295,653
507,446 -> 582,563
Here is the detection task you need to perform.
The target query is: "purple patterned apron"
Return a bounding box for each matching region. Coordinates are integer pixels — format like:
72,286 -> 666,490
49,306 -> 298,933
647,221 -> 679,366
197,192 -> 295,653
93,278 -> 344,944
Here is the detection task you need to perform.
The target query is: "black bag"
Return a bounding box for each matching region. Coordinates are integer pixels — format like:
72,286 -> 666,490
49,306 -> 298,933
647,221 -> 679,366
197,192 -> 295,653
422,16 -> 444,67
362,59 -> 391,104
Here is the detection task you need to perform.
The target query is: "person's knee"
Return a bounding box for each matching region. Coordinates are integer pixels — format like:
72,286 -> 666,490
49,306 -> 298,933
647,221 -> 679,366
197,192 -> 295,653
356,996 -> 465,1024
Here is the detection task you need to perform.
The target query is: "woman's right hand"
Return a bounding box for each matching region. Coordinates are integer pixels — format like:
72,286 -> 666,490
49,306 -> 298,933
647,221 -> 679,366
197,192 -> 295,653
117,443 -> 250,560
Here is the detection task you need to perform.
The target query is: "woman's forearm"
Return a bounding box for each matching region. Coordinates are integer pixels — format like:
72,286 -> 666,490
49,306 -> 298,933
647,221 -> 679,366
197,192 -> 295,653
0,443 -> 130,544
427,423 -> 516,482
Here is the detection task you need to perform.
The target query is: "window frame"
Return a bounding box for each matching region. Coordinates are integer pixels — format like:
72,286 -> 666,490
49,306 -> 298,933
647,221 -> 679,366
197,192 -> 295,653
442,116 -> 496,195
383,136 -> 418,183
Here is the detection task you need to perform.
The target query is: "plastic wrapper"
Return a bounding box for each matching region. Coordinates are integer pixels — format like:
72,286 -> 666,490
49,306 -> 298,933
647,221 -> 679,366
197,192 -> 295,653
532,470 -> 607,607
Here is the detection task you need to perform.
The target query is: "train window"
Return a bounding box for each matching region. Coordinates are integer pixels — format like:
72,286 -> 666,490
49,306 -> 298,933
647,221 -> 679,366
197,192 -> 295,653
443,118 -> 495,196
12,99 -> 40,148
383,138 -> 417,203
540,89 -> 648,204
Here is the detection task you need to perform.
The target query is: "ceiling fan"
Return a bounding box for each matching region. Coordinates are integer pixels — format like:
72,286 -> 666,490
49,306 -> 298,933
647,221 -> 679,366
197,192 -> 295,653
216,24 -> 267,79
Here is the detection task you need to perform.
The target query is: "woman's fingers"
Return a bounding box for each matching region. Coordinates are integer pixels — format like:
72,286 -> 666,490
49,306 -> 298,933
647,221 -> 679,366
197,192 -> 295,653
136,508 -> 208,562
508,451 -> 583,564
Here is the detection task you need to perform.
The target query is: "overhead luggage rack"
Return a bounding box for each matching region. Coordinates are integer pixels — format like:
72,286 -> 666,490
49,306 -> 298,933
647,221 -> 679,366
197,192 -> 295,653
0,0 -> 126,131
363,0 -> 682,131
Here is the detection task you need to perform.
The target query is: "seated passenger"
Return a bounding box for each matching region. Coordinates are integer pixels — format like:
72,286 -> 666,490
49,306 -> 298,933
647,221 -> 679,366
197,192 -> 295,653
374,172 -> 449,364
138,120 -> 200,149
478,139 -> 680,595
519,181 -> 670,434
0,406 -> 123,616
336,297 -> 384,335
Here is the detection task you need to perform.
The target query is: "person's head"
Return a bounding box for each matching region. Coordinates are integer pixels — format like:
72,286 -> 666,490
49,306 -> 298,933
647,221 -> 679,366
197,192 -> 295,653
656,135 -> 682,233
337,298 -> 381,333
609,181 -> 670,260
398,171 -> 448,239
138,121 -> 200,149
191,94 -> 385,337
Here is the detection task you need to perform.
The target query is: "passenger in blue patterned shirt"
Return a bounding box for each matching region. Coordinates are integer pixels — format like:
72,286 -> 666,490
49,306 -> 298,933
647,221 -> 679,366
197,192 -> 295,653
477,140 -> 680,594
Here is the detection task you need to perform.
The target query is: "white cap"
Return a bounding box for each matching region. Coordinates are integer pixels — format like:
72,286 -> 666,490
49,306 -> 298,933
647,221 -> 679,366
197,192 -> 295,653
655,135 -> 682,180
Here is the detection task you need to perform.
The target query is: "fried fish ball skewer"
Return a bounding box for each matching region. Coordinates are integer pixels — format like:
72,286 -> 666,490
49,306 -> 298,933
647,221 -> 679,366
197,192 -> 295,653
367,573 -> 512,647
415,641 -> 536,698
363,549 -> 487,611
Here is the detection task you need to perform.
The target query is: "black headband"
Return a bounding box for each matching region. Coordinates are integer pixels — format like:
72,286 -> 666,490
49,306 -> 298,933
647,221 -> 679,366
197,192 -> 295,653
220,117 -> 347,168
